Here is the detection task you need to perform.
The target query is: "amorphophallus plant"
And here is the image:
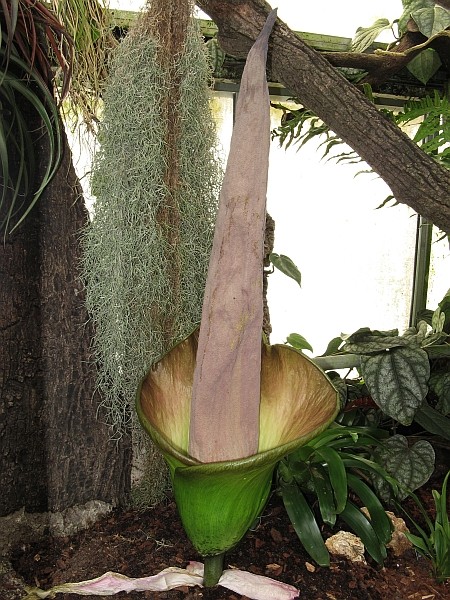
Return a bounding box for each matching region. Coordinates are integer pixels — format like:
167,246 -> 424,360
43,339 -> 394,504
26,10 -> 339,600
136,7 -> 339,589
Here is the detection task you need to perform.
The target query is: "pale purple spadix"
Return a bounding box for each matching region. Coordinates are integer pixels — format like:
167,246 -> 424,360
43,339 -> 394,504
189,10 -> 277,463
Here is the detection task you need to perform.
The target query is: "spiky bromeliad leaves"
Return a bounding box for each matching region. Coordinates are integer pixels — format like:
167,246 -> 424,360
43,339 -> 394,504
136,8 -> 340,589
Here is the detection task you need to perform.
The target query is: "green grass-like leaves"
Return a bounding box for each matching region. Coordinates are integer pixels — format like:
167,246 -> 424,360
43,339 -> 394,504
399,470 -> 450,582
278,425 -> 396,566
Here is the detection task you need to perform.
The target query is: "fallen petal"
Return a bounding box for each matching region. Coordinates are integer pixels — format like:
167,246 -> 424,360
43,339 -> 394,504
24,562 -> 299,600
219,568 -> 299,600
24,567 -> 203,598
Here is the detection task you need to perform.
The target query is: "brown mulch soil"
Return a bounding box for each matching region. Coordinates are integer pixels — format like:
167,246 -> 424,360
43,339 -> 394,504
9,469 -> 450,600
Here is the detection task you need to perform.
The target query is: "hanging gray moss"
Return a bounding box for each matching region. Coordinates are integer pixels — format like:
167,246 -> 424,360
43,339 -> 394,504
82,1 -> 221,443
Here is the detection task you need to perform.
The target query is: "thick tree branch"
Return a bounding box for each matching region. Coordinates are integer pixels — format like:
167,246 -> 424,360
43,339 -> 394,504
197,0 -> 450,233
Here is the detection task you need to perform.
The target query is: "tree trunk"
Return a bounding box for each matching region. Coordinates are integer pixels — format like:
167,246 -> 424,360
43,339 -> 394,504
197,0 -> 450,233
0,175 -> 47,514
0,126 -> 131,516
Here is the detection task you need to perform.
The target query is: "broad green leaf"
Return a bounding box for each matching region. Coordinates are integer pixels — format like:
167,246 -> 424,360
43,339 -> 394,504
310,464 -> 337,526
407,49 -> 442,85
321,336 -> 344,356
350,19 -> 391,53
281,482 -> 330,566
340,501 -> 386,563
315,446 -> 347,514
270,253 -> 302,288
360,346 -> 429,425
412,6 -> 450,37
429,372 -> 450,415
343,328 -> 409,354
286,333 -> 313,353
372,435 -> 435,501
347,474 -> 392,546
414,401 -> 450,440
399,0 -> 435,35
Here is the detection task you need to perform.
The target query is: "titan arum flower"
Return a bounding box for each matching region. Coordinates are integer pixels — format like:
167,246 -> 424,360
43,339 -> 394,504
26,11 -> 339,600
136,8 -> 339,589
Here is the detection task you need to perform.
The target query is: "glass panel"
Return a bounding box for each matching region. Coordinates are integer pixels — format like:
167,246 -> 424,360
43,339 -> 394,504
266,100 -> 417,354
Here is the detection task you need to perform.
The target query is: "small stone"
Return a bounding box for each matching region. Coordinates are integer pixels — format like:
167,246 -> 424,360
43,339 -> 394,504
270,527 -> 283,543
386,511 -> 413,557
305,562 -> 316,572
265,563 -> 283,576
325,531 -> 366,564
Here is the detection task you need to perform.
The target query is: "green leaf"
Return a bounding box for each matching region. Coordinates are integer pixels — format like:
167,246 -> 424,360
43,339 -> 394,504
310,464 -> 337,526
432,307 -> 446,334
281,481 -> 330,566
286,333 -> 313,353
414,401 -> 450,440
315,446 -> 347,514
429,372 -> 450,415
321,336 -> 344,356
360,346 -> 430,425
372,435 -> 435,501
340,501 -> 386,563
270,253 -> 302,287
412,6 -> 450,37
399,0 -> 436,35
407,48 -> 442,85
343,328 -> 409,354
347,474 -> 393,546
350,19 -> 392,53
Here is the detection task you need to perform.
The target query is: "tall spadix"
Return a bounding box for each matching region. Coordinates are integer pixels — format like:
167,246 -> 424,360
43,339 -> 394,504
189,10 -> 277,463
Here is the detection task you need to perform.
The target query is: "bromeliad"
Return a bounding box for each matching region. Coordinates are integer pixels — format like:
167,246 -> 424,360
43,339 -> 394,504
136,8 -> 339,590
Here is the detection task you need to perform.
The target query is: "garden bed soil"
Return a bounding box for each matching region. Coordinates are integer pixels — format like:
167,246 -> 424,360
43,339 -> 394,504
8,465 -> 450,600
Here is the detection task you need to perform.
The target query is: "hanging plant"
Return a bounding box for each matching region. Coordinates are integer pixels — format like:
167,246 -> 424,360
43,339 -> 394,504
82,0 -> 222,440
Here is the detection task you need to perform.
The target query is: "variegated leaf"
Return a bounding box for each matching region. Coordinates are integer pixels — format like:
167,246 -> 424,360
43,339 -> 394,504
360,346 -> 429,424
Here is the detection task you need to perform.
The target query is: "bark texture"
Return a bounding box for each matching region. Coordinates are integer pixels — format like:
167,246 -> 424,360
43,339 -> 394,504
0,125 -> 131,516
197,0 -> 450,233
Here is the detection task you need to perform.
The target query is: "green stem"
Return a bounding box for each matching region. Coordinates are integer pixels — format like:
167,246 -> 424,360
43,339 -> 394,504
203,553 -> 225,587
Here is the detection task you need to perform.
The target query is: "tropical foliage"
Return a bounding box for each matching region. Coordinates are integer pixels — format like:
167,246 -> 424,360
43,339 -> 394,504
0,0 -> 72,233
278,425 -> 396,566
399,470 -> 450,582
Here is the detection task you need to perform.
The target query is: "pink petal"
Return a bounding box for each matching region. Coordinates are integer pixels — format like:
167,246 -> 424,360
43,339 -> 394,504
26,561 -> 299,600
27,567 -> 203,597
219,568 -> 299,600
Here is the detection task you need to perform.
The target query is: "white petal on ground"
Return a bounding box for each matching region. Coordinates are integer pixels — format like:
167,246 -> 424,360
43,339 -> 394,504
26,562 -> 299,600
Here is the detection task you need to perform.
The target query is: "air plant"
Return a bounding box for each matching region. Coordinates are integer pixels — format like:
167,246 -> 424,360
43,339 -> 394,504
0,0 -> 72,233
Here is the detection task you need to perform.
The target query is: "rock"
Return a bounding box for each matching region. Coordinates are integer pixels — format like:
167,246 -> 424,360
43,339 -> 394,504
325,531 -> 366,564
49,500 -> 113,537
0,500 -> 113,558
385,511 -> 412,557
360,507 -> 412,557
